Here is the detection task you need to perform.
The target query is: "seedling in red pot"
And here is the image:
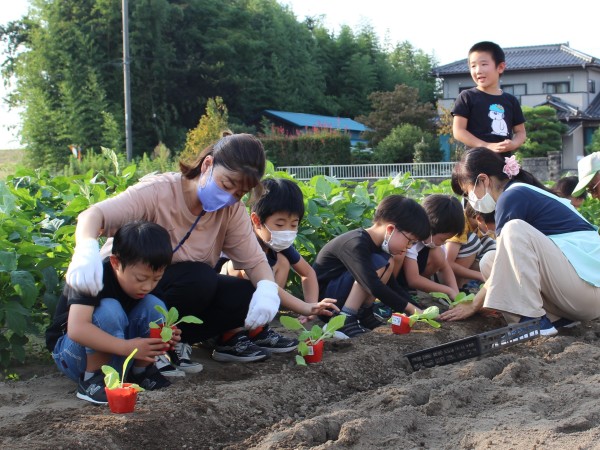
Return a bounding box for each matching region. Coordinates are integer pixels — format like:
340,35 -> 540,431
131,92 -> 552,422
149,305 -> 203,343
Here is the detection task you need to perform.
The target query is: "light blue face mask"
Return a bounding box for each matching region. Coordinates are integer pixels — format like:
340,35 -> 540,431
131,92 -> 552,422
196,166 -> 238,212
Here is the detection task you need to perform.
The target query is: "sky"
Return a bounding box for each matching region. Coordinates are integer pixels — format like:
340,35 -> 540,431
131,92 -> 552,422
1,0 -> 599,149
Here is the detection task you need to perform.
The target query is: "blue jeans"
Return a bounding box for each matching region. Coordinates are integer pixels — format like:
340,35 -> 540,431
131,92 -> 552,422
52,295 -> 166,382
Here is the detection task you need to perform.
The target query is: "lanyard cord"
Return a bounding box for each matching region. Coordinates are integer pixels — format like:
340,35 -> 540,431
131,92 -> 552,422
172,210 -> 206,253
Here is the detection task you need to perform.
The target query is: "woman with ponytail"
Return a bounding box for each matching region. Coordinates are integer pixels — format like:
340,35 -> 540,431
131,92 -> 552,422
441,147 -> 600,334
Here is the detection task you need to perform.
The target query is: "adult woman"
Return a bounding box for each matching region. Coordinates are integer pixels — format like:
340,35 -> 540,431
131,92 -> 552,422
66,133 -> 286,363
440,147 -> 600,334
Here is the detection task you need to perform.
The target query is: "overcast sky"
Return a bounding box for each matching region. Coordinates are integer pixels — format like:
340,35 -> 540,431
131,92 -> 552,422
1,0 -> 599,149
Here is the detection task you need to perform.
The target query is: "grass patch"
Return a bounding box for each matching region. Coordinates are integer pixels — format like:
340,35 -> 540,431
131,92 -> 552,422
0,148 -> 25,179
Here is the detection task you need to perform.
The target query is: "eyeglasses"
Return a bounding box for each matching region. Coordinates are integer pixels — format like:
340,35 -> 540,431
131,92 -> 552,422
398,229 -> 418,247
587,180 -> 600,195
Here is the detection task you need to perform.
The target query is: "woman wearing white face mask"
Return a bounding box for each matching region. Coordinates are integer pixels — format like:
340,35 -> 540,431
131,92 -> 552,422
440,147 -> 600,335
65,133 -> 284,367
221,178 -> 339,325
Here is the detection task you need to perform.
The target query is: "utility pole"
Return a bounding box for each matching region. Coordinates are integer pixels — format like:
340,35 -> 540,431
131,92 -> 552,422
122,0 -> 133,162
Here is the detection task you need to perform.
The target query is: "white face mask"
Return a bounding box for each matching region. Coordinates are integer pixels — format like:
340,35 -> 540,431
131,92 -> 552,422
381,228 -> 395,254
264,225 -> 297,252
468,178 -> 496,213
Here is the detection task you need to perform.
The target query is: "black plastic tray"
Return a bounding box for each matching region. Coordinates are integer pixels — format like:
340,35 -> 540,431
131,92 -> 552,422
405,318 -> 541,371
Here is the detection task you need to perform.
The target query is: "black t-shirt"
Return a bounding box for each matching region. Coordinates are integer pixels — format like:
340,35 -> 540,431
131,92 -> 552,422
312,228 -> 411,312
45,260 -> 138,352
452,87 -> 525,143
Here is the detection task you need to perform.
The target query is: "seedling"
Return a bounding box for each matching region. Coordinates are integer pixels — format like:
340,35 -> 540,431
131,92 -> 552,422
101,348 -> 144,391
431,291 -> 475,308
149,305 -> 203,342
280,314 -> 346,366
408,306 -> 441,328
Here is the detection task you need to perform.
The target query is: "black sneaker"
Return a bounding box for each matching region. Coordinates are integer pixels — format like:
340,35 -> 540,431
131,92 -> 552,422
129,364 -> 172,391
337,314 -> 370,338
169,342 -> 204,373
552,317 -> 581,329
77,371 -> 108,405
212,332 -> 271,362
372,302 -> 393,321
357,305 -> 384,330
250,326 -> 298,353
155,353 -> 186,377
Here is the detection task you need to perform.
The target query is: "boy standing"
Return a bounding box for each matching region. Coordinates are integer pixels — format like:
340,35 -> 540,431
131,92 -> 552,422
46,222 -> 176,404
312,195 -> 430,338
452,41 -> 526,154
395,195 -> 464,299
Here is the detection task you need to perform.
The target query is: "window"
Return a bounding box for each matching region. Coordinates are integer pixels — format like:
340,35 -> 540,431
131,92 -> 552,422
502,84 -> 527,100
543,82 -> 570,94
589,80 -> 596,94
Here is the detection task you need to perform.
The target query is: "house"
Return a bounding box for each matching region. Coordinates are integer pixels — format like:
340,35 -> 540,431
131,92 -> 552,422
263,110 -> 370,147
434,44 -> 600,170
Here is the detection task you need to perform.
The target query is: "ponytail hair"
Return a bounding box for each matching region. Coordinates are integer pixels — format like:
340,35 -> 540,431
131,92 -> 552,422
451,147 -> 550,195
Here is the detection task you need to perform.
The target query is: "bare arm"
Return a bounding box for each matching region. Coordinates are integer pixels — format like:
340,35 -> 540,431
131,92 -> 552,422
453,115 -> 488,148
445,242 -> 485,282
74,207 -> 105,242
291,256 -> 319,303
244,260 -> 276,286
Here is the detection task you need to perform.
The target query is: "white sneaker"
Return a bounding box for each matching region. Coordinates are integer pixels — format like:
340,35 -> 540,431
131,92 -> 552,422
170,342 -> 204,373
155,353 -> 186,377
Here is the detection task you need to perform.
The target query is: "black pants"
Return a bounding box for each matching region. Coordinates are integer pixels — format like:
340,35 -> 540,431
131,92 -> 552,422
153,261 -> 255,343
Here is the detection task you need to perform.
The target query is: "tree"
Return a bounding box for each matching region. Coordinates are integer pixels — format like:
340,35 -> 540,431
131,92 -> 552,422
520,106 -> 567,157
357,84 -> 437,145
586,127 -> 600,154
374,123 -> 439,163
181,97 -> 229,161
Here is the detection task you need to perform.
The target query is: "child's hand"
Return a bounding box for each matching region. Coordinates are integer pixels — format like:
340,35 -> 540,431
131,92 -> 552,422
309,298 -> 339,317
166,326 -> 182,349
130,337 -> 169,363
405,304 -> 422,315
298,315 -> 312,324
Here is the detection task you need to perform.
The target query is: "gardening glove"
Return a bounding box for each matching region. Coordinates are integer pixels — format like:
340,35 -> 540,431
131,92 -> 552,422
66,238 -> 103,296
244,280 -> 280,330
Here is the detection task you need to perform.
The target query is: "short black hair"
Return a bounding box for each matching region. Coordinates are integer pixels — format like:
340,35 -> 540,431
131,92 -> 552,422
112,221 -> 173,271
464,201 -> 495,224
252,178 -> 305,222
469,41 -> 505,66
553,176 -> 587,200
422,194 -> 464,236
373,195 -> 430,240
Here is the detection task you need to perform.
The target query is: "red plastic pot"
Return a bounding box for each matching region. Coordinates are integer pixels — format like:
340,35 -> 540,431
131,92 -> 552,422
105,383 -> 138,414
391,313 -> 411,334
149,325 -> 175,351
303,340 -> 324,364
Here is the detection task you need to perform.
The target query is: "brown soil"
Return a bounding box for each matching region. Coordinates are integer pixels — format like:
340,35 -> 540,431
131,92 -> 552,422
2,294 -> 600,449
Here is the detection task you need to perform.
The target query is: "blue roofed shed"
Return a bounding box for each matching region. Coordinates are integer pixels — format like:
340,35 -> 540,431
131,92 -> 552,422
264,110 -> 370,146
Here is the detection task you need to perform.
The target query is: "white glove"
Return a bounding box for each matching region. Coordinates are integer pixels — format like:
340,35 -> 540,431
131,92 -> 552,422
66,238 -> 104,296
244,280 -> 280,330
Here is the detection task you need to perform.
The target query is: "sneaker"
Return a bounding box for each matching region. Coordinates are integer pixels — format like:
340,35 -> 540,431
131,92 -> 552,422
129,364 -> 171,391
212,332 -> 271,362
357,305 -> 384,330
155,353 -> 186,377
337,314 -> 370,338
169,342 -> 204,373
76,371 -> 108,405
520,315 -> 558,337
552,318 -> 581,329
372,302 -> 393,321
250,326 -> 298,353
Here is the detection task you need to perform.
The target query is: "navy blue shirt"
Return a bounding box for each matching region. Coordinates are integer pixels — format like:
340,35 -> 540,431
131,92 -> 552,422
265,245 -> 301,268
496,182 -> 595,236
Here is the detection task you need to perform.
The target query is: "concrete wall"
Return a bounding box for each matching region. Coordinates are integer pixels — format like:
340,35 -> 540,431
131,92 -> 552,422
520,151 -> 562,182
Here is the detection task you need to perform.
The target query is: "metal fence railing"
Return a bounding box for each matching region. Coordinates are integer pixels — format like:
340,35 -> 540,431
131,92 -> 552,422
275,162 -> 455,181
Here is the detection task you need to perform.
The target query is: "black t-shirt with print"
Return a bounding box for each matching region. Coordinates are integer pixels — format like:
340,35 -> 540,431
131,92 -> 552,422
452,87 -> 525,143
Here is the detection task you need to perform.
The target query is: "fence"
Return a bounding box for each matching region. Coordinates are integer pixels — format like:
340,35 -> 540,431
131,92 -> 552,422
275,162 -> 456,181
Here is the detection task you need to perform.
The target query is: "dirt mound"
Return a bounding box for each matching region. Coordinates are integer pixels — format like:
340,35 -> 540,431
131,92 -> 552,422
2,297 -> 599,449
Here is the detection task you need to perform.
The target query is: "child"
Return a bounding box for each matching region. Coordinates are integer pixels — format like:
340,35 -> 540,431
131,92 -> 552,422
452,41 -> 526,155
395,194 -> 464,300
220,178 -> 338,353
445,199 -> 495,289
552,175 -> 587,209
312,195 -> 430,338
46,221 -> 176,405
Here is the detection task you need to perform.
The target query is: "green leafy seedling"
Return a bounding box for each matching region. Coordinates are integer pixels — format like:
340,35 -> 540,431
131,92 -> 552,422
408,306 -> 441,328
431,291 -> 475,309
149,305 -> 203,342
280,314 -> 346,366
101,348 -> 144,391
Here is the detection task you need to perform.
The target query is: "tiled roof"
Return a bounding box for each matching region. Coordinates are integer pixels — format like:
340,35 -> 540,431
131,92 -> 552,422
586,92 -> 600,118
433,44 -> 600,76
264,110 -> 369,132
536,95 -> 600,121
